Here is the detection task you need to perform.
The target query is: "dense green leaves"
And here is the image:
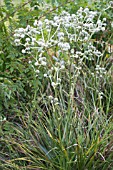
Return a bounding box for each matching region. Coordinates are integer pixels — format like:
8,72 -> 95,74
0,0 -> 113,170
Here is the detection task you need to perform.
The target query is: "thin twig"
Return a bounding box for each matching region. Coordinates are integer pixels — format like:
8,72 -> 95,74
0,0 -> 32,23
0,0 -> 73,23
0,0 -> 74,40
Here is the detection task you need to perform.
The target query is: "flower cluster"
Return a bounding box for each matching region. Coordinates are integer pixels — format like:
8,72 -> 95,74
95,65 -> 106,78
14,7 -> 107,89
14,7 -> 106,54
48,95 -> 59,105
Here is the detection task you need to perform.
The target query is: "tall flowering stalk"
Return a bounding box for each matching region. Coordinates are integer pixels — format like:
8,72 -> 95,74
14,7 -> 107,102
2,7 -> 112,170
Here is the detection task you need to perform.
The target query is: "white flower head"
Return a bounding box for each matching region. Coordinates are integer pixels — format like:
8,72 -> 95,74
39,58 -> 43,62
25,25 -> 30,31
71,49 -> 74,54
20,34 -> 25,38
29,60 -> 32,64
57,32 -> 64,38
32,38 -> 36,42
26,38 -> 30,42
103,18 -> 106,21
38,21 -> 43,27
44,74 -> 48,77
14,33 -> 20,37
84,8 -> 89,13
26,47 -> 30,51
48,95 -> 53,100
54,16 -> 59,21
51,82 -> 56,87
14,39 -> 20,43
35,70 -> 40,73
62,42 -> 70,51
54,98 -> 58,102
18,28 -> 24,33
41,61 -> 47,66
34,61 -> 39,66
101,27 -> 105,31
22,49 -> 26,54
60,65 -> 65,70
34,20 -> 38,27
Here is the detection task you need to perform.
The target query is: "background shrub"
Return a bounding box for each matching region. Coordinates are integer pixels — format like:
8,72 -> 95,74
0,0 -> 113,170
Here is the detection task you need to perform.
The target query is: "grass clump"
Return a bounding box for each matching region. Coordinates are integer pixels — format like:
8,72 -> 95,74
0,1 -> 113,170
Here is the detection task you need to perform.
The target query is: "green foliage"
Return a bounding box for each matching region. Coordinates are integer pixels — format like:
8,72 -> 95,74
0,85 -> 113,169
0,0 -> 113,170
0,0 -> 44,116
